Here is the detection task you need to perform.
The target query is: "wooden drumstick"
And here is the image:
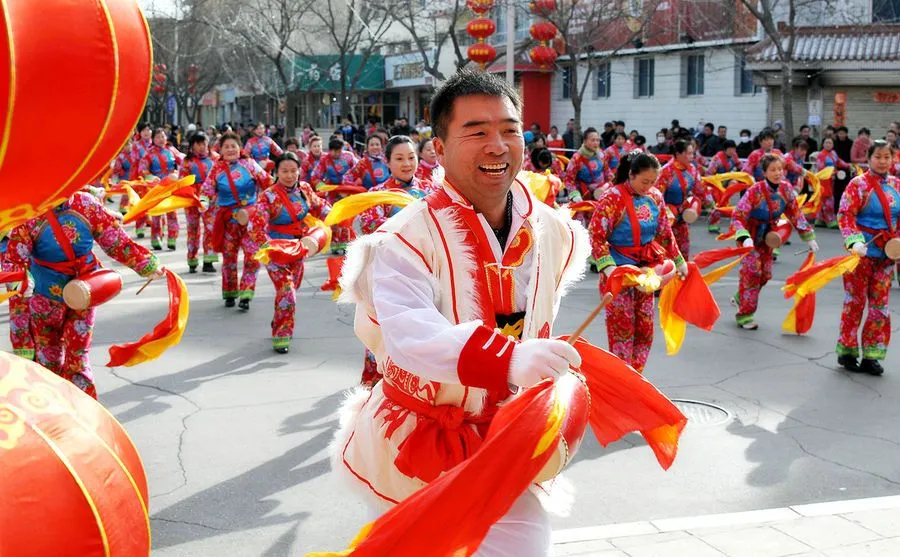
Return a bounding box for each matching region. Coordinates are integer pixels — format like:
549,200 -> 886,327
794,232 -> 881,256
567,292 -> 615,345
135,276 -> 155,296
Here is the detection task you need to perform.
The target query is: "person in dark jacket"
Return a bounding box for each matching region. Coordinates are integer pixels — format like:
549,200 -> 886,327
833,125 -> 854,206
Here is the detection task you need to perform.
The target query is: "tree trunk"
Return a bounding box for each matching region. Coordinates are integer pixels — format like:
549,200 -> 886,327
780,61 -> 795,140
340,80 -> 350,125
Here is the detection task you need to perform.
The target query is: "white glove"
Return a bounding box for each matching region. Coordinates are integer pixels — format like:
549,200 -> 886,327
742,238 -> 754,248
851,242 -> 867,257
676,261 -> 689,278
149,266 -> 167,280
508,339 -> 582,388
300,236 -> 319,257
807,239 -> 819,252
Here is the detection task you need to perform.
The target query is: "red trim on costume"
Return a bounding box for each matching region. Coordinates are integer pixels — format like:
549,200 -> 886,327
395,233 -> 433,274
425,206 -> 461,324
457,325 -> 514,393
555,223 -> 576,290
341,432 -> 401,506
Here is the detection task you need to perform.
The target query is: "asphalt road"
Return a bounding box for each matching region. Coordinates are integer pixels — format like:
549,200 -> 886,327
3,216 -> 899,557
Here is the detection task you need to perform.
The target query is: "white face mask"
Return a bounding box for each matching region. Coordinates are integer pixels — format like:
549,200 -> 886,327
739,136 -> 750,143
657,135 -> 666,143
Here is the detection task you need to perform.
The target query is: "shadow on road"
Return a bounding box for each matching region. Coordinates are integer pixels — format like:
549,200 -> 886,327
102,344 -> 288,423
151,418 -> 336,549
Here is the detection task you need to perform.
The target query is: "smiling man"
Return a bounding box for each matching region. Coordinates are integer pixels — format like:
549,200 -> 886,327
329,69 -> 590,555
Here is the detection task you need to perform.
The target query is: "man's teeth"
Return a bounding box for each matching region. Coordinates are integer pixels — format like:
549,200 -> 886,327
479,163 -> 508,171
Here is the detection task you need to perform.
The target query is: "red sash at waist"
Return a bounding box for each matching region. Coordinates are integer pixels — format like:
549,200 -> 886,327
611,240 -> 666,266
268,221 -> 305,236
32,254 -> 97,277
382,381 -> 495,483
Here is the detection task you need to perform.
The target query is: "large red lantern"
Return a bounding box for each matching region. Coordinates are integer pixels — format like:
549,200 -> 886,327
530,21 -> 558,42
466,0 -> 496,16
468,43 -> 498,66
530,0 -> 557,15
0,353 -> 150,556
530,45 -> 559,67
0,0 -> 153,231
466,18 -> 497,40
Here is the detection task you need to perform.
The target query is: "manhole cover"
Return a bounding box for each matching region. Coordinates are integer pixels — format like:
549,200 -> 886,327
671,399 -> 731,427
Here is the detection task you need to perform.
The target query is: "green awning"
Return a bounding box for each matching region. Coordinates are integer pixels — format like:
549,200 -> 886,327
292,54 -> 385,91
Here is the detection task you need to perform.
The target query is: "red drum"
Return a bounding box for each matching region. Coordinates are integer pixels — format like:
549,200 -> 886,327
764,219 -> 793,249
682,196 -> 702,224
533,372 -> 591,483
62,269 -> 123,311
885,238 -> 900,260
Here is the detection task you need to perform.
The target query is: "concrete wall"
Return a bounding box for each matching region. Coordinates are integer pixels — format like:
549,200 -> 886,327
550,47 -> 770,139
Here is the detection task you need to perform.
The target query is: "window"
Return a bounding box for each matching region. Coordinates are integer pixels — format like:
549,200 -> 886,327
596,62 -> 611,98
561,67 -> 572,99
628,0 -> 643,16
685,54 -> 704,96
735,55 -> 761,95
635,58 -> 654,98
873,0 -> 900,22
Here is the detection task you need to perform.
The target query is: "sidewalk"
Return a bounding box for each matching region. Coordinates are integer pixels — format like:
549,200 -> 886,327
553,495 -> 900,556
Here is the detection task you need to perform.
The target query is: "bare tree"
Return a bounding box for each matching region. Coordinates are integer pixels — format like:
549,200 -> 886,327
547,0 -> 662,146
300,0 -> 393,121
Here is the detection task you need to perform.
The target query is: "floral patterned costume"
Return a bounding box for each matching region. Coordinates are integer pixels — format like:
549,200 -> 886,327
705,150 -> 743,230
657,159 -> 701,259
179,154 -> 219,269
343,153 -> 390,190
243,135 -> 284,166
129,138 -> 153,236
816,149 -> 850,227
731,180 -> 815,326
5,193 -> 159,398
589,183 -> 684,373
251,182 -> 329,350
0,237 -> 34,360
836,171 -> 900,361
311,151 -> 358,253
201,158 -> 271,301
139,144 -> 185,249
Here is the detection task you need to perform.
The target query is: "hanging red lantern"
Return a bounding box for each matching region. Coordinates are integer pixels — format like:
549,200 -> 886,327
468,43 -> 497,66
530,0 -> 557,15
0,0 -> 153,231
467,0 -> 496,16
466,18 -> 497,40
0,353 -> 150,556
530,45 -> 558,68
530,21 -> 558,43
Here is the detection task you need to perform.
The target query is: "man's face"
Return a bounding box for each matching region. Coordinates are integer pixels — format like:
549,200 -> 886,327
615,124 -> 624,132
718,127 -> 727,138
800,128 -> 810,138
433,94 -> 524,201
838,130 -> 848,140
567,121 -> 574,131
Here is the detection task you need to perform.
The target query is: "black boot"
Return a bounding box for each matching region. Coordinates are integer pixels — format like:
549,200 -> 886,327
224,297 -> 236,308
202,261 -> 216,273
188,265 -> 198,274
274,346 -> 289,354
837,354 -> 859,372
859,359 -> 884,376
238,298 -> 250,311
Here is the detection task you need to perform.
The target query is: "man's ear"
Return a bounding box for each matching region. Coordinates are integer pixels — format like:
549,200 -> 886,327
433,137 -> 445,166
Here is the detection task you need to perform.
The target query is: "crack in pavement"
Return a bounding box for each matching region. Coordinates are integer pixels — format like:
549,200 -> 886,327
781,428 -> 900,487
151,516 -> 227,532
109,368 -> 201,499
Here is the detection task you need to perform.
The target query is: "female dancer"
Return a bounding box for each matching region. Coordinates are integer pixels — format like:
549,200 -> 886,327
415,137 -> 445,183
656,139 -> 700,259
705,139 -> 741,233
564,127 -> 606,203
815,136 -> 851,228
589,151 -> 686,373
243,122 -> 284,167
731,154 -> 817,330
200,132 -> 271,310
138,127 -> 184,250
130,124 -> 154,237
300,135 -> 324,182
311,138 -> 359,254
836,141 -> 899,375
342,134 -> 390,190
603,131 -> 628,180
252,152 -> 329,353
179,132 -> 219,273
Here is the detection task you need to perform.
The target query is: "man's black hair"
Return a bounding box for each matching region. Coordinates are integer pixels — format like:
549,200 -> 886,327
430,68 -> 522,140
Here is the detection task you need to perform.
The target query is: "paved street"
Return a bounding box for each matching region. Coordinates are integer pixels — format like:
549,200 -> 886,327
3,215 -> 900,556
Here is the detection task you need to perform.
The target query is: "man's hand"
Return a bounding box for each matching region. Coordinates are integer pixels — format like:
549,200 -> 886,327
742,238 -> 754,249
508,339 -> 582,388
851,242 -> 867,257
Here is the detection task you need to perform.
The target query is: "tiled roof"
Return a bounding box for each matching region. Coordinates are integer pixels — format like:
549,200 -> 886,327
747,24 -> 900,62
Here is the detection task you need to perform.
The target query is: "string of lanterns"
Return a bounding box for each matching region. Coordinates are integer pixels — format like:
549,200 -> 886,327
465,0 -> 559,69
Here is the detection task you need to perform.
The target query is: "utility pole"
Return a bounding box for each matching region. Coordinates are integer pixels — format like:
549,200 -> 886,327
505,0 -> 515,86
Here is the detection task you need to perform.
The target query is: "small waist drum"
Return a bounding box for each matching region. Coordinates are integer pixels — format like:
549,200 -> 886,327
62,269 -> 123,310
885,237 -> 900,260
533,372 -> 590,483
682,197 -> 702,224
